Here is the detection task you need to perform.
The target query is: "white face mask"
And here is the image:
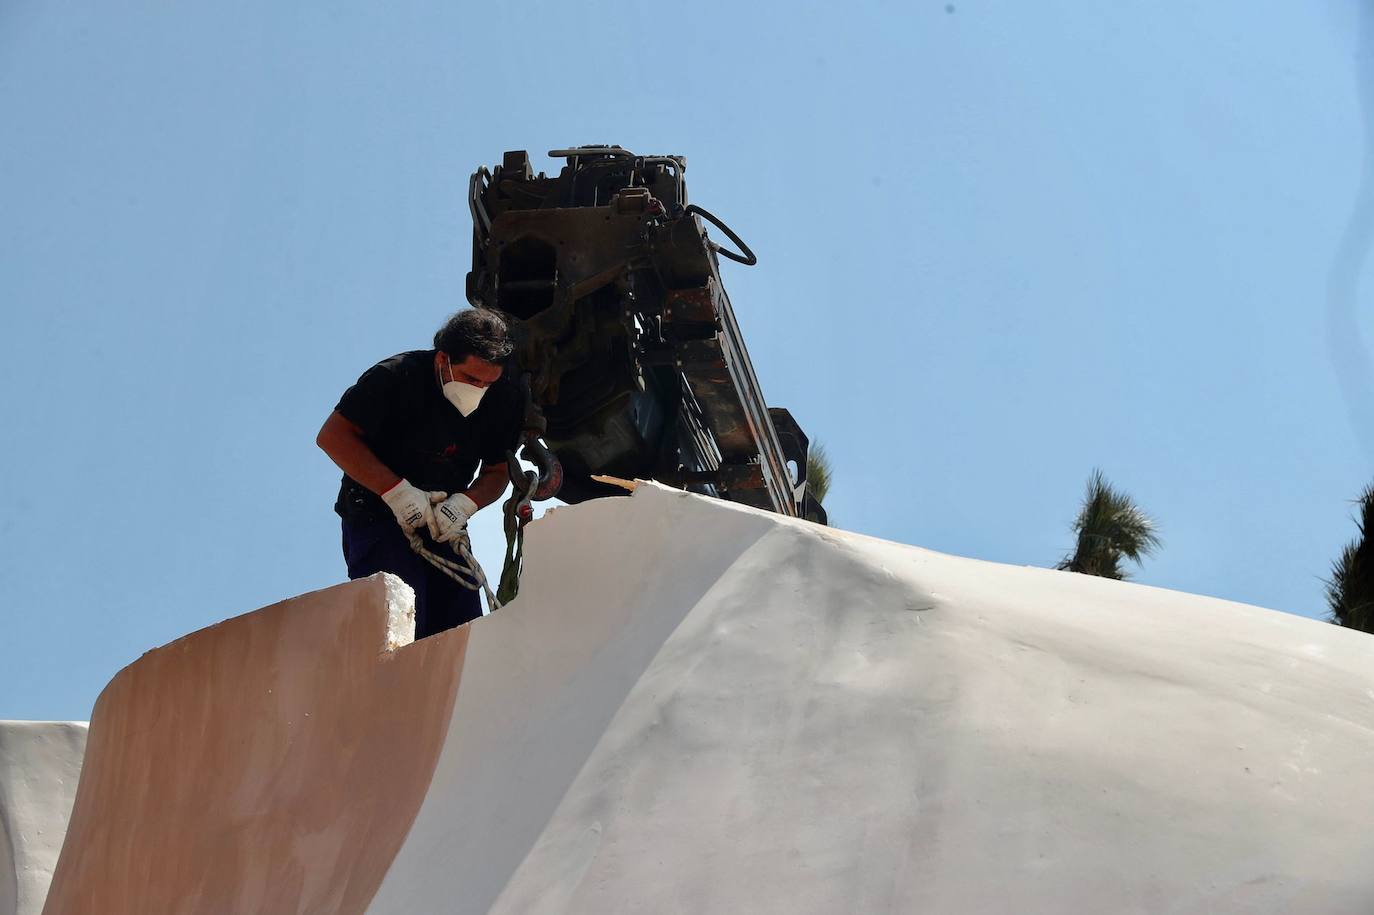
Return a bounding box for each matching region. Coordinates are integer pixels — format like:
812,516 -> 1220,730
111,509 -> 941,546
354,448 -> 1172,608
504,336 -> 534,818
443,363 -> 487,417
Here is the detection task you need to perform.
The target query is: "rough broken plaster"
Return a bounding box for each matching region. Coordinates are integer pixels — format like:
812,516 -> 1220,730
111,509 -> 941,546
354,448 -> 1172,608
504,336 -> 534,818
380,573 -> 416,652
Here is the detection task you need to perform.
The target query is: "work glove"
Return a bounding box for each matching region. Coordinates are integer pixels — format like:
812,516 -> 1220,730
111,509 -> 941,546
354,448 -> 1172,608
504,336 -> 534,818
433,493 -> 479,543
381,480 -> 447,536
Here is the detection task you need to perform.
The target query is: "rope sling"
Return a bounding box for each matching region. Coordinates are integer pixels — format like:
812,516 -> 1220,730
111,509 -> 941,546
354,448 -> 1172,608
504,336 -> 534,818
403,451 -> 542,614
405,529 -> 501,612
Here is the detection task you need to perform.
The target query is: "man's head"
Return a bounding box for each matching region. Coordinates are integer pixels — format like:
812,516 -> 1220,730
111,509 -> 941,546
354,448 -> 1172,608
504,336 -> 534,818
433,308 -> 513,389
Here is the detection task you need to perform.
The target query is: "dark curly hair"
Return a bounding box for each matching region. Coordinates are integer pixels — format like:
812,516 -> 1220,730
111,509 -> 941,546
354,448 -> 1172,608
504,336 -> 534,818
433,308 -> 514,364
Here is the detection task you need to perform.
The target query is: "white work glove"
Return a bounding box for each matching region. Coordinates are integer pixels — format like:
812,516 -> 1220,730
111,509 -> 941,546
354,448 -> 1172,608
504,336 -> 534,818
433,493 -> 479,543
381,480 -> 447,536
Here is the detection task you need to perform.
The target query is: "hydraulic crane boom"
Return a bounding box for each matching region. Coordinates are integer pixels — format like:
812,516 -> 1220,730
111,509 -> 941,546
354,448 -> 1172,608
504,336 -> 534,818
468,145 -> 825,525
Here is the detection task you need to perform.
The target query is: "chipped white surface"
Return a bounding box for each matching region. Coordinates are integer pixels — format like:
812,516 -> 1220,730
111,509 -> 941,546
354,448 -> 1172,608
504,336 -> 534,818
379,573 -> 416,652
0,722 -> 86,915
367,484 -> 1374,914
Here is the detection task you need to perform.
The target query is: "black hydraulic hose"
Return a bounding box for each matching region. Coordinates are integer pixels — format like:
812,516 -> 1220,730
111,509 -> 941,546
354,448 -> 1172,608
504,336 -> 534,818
685,204 -> 758,266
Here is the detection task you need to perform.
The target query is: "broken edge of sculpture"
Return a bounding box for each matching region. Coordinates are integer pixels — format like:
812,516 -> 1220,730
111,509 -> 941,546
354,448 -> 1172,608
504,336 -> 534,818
41,572 -> 469,915
0,722 -> 87,915
42,484 -> 1374,914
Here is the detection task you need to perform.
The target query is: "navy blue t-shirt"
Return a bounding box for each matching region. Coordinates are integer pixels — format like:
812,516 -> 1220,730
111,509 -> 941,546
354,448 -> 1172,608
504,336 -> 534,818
333,350 -> 522,522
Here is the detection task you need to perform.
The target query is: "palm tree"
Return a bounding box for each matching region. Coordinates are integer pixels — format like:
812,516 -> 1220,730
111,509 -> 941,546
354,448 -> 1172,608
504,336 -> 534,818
1326,484 -> 1374,632
806,441 -> 833,505
1056,469 -> 1161,580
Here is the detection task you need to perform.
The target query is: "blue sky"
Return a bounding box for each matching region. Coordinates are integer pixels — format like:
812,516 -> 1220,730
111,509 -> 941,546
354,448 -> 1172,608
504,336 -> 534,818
2,1 -> 1370,720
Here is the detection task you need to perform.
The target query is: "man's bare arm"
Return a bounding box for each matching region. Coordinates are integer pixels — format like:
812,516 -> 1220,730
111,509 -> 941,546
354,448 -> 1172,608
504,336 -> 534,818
464,461 -> 511,510
316,410 -> 402,496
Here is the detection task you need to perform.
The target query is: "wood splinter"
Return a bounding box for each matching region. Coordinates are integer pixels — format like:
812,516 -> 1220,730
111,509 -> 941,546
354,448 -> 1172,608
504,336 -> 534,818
591,475 -> 639,493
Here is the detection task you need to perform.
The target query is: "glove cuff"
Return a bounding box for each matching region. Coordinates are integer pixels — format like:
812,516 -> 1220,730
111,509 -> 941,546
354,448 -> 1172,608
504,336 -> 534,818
437,493 -> 478,528
380,479 -> 414,506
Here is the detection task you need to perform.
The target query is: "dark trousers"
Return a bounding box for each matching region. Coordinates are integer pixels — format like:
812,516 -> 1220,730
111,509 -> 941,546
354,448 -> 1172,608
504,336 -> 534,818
341,517 -> 483,639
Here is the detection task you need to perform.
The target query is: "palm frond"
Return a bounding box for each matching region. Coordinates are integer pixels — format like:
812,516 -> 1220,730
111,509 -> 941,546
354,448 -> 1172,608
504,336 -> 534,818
1326,484 -> 1374,632
1057,469 -> 1160,580
806,442 -> 833,505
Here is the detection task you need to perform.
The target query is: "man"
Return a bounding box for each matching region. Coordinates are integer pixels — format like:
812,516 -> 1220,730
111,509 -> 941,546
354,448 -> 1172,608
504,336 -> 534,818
317,308 -> 521,638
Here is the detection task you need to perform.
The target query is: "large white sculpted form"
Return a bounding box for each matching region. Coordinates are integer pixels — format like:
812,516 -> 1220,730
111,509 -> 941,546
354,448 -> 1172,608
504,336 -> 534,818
35,484 -> 1374,913
0,722 -> 86,915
